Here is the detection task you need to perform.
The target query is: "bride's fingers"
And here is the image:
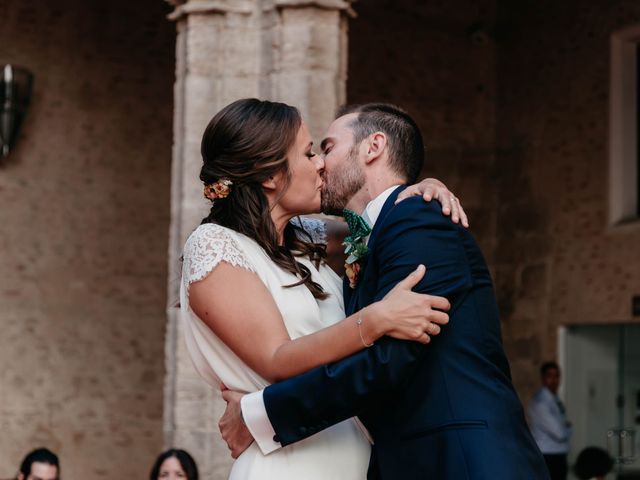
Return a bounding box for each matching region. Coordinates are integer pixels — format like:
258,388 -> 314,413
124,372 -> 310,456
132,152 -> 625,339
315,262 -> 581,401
426,322 -> 441,336
438,190 -> 453,216
428,310 -> 450,325
395,184 -> 432,204
458,202 -> 470,228
393,264 -> 426,292
421,185 -> 435,202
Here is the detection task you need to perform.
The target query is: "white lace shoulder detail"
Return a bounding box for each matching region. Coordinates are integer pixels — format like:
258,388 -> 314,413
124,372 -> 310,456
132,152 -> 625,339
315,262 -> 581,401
290,217 -> 327,245
182,224 -> 255,287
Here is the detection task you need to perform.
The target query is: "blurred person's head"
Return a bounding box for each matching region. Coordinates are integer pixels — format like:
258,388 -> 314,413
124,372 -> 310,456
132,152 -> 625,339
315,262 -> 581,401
574,446 -> 613,480
17,448 -> 59,480
540,361 -> 561,394
149,449 -> 198,480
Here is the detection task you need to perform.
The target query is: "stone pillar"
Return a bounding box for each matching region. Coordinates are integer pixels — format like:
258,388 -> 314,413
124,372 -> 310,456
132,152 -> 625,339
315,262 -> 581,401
163,0 -> 353,477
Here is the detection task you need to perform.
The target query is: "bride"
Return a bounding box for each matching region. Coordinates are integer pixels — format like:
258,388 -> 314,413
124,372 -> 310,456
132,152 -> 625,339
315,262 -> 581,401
180,98 -> 464,479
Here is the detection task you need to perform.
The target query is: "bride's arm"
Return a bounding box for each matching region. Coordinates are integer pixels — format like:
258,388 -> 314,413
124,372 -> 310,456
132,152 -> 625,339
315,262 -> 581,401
188,262 -> 449,383
324,178 -> 469,255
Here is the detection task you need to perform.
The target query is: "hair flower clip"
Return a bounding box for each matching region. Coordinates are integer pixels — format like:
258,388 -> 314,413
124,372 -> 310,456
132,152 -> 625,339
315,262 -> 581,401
204,178 -> 233,201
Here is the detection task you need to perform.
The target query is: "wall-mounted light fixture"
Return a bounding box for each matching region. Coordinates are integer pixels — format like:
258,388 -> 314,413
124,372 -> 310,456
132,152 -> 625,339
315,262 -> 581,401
1,64 -> 34,158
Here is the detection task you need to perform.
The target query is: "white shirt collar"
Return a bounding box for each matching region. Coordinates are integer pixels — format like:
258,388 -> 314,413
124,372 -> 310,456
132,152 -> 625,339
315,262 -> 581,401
362,185 -> 401,228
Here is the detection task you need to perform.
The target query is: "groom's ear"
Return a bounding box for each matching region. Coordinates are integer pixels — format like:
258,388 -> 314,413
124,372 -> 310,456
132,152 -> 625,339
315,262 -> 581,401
363,131 -> 387,165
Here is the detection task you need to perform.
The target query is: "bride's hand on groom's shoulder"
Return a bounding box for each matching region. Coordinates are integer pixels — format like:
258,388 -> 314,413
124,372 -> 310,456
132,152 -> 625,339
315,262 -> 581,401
370,265 -> 450,345
395,177 -> 469,228
219,389 -> 255,459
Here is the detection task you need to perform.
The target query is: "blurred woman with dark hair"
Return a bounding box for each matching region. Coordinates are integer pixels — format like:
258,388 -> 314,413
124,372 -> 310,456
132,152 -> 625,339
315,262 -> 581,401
149,449 -> 198,480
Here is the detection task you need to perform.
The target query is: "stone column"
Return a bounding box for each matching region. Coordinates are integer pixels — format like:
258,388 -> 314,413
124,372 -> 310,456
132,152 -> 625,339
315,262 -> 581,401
163,0 -> 353,477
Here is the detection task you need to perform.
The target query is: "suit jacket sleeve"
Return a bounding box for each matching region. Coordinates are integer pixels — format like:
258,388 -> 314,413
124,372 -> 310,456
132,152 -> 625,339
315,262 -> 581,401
263,198 -> 473,446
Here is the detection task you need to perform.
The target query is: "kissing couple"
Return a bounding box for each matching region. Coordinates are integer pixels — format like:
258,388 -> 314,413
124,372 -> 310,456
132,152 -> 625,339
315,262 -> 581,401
180,99 -> 548,479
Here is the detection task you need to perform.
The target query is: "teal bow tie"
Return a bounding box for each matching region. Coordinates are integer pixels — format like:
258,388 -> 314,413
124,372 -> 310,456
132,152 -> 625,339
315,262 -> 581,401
343,209 -> 372,243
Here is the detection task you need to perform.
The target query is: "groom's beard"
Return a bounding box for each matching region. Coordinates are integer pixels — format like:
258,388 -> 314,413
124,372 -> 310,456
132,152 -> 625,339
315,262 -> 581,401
321,147 -> 365,216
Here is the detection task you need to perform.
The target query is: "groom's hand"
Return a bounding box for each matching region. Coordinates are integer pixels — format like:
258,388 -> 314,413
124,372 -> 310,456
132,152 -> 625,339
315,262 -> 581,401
219,389 -> 254,458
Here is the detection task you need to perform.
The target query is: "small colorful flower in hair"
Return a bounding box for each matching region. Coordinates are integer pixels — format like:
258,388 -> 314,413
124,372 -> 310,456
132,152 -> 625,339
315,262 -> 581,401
204,179 -> 233,201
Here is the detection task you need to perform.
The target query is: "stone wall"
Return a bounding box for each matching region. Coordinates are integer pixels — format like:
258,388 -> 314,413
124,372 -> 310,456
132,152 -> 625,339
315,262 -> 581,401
347,0 -> 640,404
163,2 -> 352,477
0,0 -> 174,477
347,0 -> 498,260
495,0 -> 640,402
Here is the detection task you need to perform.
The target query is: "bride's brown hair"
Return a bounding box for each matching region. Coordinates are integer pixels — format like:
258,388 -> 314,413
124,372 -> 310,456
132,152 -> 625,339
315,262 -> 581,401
200,98 -> 327,299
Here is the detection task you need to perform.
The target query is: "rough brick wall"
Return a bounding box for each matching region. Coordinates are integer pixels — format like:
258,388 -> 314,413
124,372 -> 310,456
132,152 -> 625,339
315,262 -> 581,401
347,0 -> 498,260
348,0 -> 640,405
0,0 -> 174,477
495,0 -> 640,402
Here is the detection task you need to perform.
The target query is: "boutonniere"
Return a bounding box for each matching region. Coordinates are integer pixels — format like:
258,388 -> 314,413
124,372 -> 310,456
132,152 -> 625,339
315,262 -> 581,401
342,209 -> 372,289
344,239 -> 368,289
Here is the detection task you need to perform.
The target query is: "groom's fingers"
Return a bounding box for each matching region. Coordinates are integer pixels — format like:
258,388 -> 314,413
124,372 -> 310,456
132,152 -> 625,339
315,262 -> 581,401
221,389 -> 244,403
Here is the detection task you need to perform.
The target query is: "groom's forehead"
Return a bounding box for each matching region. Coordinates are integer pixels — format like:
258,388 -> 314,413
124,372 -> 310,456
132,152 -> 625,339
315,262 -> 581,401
322,113 -> 357,147
331,113 -> 357,133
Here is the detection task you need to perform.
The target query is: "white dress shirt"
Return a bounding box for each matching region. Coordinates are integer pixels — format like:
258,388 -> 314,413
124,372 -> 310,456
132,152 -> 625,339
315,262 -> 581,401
527,387 -> 572,454
242,185 -> 402,455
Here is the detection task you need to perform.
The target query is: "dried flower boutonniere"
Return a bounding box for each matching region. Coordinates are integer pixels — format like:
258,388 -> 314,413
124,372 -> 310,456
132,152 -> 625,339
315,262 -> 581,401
342,209 -> 372,289
343,238 -> 369,289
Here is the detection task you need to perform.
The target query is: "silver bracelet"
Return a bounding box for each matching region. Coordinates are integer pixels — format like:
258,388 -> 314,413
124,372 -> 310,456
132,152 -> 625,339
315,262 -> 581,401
356,314 -> 374,348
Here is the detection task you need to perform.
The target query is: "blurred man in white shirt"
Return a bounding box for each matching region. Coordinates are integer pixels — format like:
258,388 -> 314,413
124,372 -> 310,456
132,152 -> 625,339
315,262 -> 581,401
528,362 -> 572,480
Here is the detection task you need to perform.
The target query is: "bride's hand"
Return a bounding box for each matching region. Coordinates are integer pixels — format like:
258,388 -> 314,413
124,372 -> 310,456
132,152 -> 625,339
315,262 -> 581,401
395,177 -> 469,227
364,265 -> 450,345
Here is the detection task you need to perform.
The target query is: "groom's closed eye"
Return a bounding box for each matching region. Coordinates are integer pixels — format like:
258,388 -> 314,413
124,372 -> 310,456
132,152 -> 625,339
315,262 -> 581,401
320,138 -> 333,155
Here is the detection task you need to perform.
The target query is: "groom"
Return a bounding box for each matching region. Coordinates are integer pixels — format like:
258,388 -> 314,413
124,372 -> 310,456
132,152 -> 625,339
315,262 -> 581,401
219,103 -> 548,479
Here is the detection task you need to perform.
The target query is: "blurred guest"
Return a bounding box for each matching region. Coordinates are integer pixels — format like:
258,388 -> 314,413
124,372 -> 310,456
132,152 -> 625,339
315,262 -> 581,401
149,449 -> 198,480
528,361 -> 572,480
16,448 -> 59,480
574,446 -> 613,480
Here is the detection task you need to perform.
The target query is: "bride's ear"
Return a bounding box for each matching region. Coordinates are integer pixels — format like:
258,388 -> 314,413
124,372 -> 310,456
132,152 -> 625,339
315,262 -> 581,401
261,174 -> 280,192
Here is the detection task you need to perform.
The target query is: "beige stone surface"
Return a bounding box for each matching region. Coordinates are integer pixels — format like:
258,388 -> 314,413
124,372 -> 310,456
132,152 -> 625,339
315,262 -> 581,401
495,0 -> 640,402
163,1 -> 352,477
347,0 -> 498,262
347,0 -> 640,406
0,0 -> 174,477
5,0 -> 638,476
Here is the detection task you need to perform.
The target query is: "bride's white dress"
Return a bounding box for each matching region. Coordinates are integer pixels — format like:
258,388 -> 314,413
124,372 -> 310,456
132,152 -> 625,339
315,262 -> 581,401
180,219 -> 370,480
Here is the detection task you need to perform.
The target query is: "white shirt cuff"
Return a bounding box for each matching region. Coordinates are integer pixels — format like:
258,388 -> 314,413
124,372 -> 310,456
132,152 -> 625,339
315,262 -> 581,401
241,390 -> 282,455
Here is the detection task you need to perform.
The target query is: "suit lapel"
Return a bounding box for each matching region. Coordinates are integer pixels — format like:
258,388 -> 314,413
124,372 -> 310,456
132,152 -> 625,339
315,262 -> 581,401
344,185 -> 407,315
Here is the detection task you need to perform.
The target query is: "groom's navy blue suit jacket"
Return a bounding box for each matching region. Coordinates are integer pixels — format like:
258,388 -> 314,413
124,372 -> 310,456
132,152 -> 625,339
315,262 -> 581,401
264,186 -> 549,479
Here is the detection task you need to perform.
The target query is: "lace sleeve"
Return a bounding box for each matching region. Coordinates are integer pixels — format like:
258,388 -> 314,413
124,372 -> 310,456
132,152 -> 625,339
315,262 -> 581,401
290,217 -> 327,245
182,224 -> 255,287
